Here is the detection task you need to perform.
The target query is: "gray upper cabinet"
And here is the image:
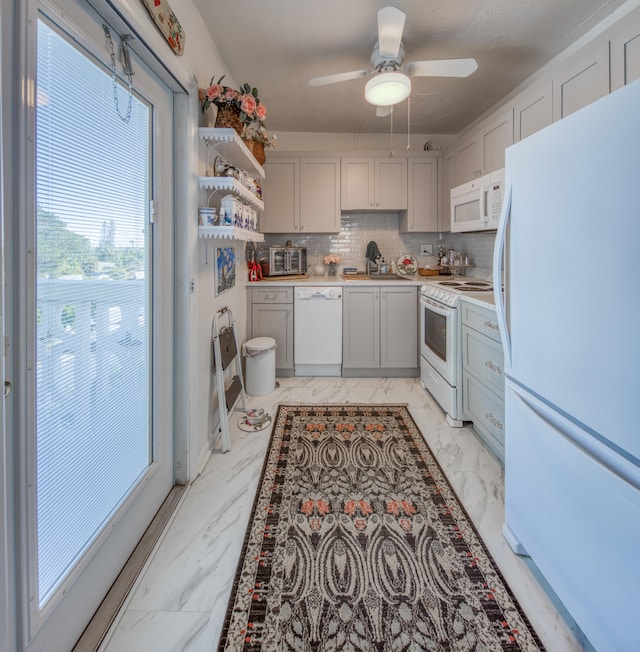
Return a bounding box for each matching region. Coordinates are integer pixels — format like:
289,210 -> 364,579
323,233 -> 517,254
299,158 -> 340,232
341,157 -> 407,210
439,150 -> 455,233
552,42 -> 610,120
261,156 -> 340,233
480,108 -> 513,175
399,157 -> 439,233
454,133 -> 481,186
260,158 -> 298,233
454,109 -> 513,185
611,17 -> 640,90
513,81 -> 553,142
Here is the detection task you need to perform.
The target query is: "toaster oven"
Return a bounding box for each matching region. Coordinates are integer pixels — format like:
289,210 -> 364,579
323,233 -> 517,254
258,246 -> 307,276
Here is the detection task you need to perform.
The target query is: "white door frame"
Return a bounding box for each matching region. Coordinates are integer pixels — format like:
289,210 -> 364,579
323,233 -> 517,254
1,0 -> 196,647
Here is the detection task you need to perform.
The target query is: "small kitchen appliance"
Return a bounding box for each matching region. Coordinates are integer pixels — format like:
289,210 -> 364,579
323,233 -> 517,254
450,168 -> 504,232
257,246 -> 307,277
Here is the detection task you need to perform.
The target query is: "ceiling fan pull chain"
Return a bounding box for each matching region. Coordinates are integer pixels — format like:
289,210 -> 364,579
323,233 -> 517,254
389,105 -> 393,156
407,94 -> 411,150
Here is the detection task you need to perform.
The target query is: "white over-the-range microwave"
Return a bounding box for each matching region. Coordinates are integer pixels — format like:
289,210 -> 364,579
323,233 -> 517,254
450,168 -> 505,232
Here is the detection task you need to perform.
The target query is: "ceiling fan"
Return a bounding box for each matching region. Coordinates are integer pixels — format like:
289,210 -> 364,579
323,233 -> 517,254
307,6 -> 478,109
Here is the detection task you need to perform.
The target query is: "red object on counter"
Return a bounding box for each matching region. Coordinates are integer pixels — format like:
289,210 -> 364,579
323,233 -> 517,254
248,260 -> 262,282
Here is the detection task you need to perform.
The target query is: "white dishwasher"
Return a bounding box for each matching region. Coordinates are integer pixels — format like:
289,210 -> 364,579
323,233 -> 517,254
294,286 -> 342,376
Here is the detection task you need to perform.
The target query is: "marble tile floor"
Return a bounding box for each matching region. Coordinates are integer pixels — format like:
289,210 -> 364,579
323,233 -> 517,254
100,377 -> 587,652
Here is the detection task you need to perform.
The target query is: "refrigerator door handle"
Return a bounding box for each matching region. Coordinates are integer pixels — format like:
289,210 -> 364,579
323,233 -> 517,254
512,383 -> 640,493
493,183 -> 512,367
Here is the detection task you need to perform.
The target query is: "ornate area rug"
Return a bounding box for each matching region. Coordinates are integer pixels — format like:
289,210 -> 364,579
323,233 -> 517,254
219,405 -> 545,651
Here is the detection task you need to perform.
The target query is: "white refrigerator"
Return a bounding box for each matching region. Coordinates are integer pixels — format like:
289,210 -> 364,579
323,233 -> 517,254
493,79 -> 640,652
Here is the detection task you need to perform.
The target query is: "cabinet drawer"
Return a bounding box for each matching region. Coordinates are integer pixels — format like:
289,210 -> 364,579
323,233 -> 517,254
462,372 -> 505,461
461,301 -> 501,342
250,287 -> 293,303
462,325 -> 505,398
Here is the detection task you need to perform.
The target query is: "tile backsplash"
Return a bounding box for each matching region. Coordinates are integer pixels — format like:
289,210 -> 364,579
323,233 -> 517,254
263,213 -> 498,274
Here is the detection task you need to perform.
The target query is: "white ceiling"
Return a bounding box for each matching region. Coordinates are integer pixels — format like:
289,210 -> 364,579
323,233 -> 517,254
192,0 -> 628,135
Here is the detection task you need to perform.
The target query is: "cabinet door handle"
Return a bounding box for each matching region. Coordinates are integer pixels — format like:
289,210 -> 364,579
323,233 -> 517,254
483,320 -> 499,332
485,360 -> 503,375
485,412 -> 503,430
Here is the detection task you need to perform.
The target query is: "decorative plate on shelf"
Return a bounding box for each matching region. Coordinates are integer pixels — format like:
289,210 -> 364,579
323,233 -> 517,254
396,254 -> 418,275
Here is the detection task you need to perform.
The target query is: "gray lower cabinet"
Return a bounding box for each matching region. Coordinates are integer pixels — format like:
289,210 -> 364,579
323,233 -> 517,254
461,300 -> 505,462
343,285 -> 418,377
247,287 -> 294,375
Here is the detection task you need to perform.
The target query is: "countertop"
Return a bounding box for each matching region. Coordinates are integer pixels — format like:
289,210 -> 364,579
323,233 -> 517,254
249,274 -> 498,309
249,274 -> 449,287
460,292 -> 497,309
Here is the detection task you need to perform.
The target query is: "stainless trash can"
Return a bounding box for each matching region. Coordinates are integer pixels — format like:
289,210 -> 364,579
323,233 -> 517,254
243,337 -> 276,396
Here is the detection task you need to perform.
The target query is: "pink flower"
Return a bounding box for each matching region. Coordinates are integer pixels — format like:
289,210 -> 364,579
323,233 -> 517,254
255,103 -> 267,121
240,94 -> 257,116
206,84 -> 223,101
224,87 -> 238,102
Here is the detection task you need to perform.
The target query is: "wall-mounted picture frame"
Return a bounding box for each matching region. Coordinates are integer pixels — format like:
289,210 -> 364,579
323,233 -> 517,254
215,246 -> 236,296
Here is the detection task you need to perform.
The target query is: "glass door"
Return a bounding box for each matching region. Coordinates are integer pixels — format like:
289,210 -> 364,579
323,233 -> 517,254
19,1 -> 175,648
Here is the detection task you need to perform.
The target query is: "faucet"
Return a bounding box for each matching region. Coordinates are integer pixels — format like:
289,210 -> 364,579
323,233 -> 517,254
366,255 -> 380,275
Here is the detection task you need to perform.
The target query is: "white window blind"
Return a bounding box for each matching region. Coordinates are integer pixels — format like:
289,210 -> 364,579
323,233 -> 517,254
36,18 -> 151,605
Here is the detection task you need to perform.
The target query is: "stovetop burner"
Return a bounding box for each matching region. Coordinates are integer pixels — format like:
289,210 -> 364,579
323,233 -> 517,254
421,277 -> 495,307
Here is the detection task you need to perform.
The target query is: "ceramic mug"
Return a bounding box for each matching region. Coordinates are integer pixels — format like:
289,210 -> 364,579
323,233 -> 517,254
198,207 -> 218,226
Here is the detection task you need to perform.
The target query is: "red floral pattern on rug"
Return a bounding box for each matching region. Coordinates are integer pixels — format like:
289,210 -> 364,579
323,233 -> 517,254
219,405 -> 545,651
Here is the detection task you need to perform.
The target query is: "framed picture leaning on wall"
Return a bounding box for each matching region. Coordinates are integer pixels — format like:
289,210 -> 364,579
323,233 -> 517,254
215,246 -> 236,295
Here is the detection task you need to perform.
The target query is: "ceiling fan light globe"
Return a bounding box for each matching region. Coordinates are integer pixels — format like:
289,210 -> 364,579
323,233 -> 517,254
364,71 -> 411,106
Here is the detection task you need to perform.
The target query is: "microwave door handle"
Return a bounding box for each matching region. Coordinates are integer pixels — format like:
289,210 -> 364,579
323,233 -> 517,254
481,185 -> 489,223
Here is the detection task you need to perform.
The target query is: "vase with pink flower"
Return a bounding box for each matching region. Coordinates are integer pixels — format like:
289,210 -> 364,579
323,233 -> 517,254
324,253 -> 341,275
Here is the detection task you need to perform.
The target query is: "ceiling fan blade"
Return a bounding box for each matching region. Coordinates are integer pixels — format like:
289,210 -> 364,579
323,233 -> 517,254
377,6 -> 405,59
376,106 -> 393,117
307,69 -> 371,87
406,58 -> 478,78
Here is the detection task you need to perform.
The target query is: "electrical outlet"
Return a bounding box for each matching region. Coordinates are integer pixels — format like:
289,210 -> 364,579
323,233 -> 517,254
420,244 -> 433,255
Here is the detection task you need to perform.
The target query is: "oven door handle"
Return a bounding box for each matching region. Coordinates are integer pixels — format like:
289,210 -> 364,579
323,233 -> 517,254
420,296 -> 454,318
493,182 -> 512,368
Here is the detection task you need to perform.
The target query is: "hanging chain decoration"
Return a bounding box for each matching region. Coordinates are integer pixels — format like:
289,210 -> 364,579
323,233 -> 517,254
103,25 -> 134,123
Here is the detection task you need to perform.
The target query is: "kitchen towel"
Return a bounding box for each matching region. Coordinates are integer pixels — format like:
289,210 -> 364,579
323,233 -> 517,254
365,240 -> 381,263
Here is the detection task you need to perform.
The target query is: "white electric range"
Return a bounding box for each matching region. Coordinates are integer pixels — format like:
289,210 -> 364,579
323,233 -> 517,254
419,277 -> 495,426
